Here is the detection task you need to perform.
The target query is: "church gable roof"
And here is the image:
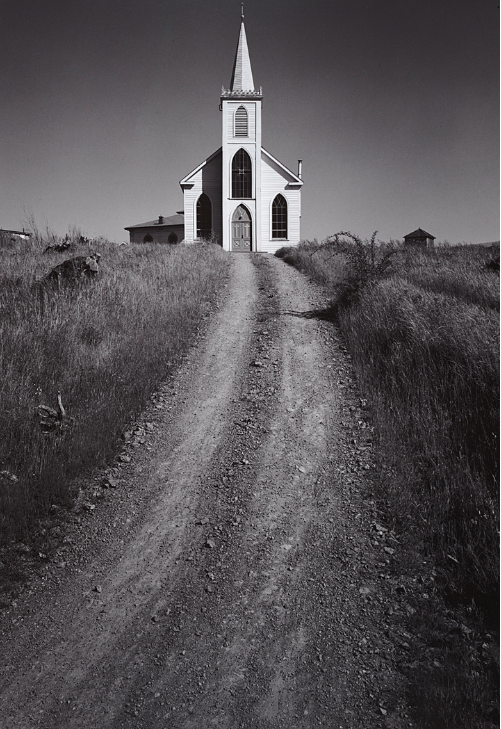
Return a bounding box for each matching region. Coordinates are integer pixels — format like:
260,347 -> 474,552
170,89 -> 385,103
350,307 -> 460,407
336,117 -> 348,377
262,148 -> 303,186
179,147 -> 222,187
124,213 -> 184,230
179,147 -> 302,188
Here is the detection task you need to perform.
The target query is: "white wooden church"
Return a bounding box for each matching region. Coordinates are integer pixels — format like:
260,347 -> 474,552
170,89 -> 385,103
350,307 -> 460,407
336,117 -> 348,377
126,11 -> 303,253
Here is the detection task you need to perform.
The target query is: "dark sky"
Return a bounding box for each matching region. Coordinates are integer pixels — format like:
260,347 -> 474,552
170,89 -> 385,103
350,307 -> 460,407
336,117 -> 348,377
1,0 -> 499,243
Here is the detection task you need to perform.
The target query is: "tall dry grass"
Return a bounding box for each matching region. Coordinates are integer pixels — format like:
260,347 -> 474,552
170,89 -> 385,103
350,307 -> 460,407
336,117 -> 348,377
277,239 -> 499,609
398,244 -> 500,311
341,278 -> 499,596
277,237 -> 500,726
0,236 -> 229,542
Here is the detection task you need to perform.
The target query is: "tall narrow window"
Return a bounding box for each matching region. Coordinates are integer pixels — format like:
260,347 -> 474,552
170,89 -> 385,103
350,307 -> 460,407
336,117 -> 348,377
232,149 -> 252,199
234,106 -> 248,137
196,194 -> 212,239
272,194 -> 288,239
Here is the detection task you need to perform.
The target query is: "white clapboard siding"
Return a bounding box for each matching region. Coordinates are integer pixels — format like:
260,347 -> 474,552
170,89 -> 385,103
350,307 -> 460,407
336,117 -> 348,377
129,225 -> 185,245
260,151 -> 301,253
182,150 -> 223,244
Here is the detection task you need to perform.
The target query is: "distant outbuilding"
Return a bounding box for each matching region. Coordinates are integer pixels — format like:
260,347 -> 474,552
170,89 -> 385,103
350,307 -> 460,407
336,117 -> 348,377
124,214 -> 184,245
403,228 -> 436,247
0,228 -> 31,247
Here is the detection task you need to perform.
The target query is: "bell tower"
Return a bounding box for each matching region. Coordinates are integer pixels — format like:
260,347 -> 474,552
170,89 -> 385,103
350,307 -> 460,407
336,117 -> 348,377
180,5 -> 302,252
220,6 -> 263,251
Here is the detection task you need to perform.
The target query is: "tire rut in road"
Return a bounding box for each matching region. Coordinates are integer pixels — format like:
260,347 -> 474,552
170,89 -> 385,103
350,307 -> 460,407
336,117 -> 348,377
105,255 -> 285,728
111,254 -> 404,729
0,255 -> 259,728
0,254 -> 410,729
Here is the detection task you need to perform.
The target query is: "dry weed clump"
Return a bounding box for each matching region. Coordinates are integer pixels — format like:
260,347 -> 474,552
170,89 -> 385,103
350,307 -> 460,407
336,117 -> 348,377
0,237 -> 229,542
276,232 -> 397,297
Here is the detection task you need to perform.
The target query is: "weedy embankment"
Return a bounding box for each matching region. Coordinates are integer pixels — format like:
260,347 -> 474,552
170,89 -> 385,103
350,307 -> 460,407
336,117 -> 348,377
277,236 -> 499,729
0,233 -> 229,543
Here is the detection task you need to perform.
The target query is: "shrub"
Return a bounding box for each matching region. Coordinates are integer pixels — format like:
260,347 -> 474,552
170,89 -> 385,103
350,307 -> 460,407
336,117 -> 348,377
276,233 -> 397,295
323,231 -> 397,302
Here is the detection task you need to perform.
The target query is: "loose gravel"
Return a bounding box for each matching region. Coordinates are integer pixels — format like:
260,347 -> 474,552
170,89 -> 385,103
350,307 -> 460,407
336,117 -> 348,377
0,253 -> 416,729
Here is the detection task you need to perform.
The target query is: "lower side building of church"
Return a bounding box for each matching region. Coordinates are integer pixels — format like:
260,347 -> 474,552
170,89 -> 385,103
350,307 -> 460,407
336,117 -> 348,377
125,12 -> 303,253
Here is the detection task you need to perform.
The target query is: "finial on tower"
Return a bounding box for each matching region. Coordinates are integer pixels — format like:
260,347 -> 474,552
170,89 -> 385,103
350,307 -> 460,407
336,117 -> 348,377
241,3 -> 244,21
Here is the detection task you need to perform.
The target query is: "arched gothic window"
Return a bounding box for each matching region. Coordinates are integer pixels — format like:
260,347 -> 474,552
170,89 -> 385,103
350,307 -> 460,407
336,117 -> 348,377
143,233 -> 153,243
232,149 -> 252,199
196,193 -> 212,239
234,106 -> 248,137
272,194 -> 288,239
168,232 -> 178,244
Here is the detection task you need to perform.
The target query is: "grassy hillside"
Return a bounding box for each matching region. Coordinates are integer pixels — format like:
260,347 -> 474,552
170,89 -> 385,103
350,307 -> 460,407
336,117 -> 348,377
277,237 -> 499,728
0,234 -> 229,542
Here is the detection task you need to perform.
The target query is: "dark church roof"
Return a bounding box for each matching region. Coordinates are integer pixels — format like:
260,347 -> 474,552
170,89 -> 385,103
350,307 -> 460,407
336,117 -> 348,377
124,214 -> 184,231
404,228 -> 435,240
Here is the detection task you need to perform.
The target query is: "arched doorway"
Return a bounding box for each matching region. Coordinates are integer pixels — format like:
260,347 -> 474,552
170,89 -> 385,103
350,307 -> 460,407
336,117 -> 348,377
232,205 -> 251,251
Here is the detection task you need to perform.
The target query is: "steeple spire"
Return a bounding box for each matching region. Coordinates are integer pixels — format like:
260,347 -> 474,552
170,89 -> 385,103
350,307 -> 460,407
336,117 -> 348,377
230,7 -> 254,92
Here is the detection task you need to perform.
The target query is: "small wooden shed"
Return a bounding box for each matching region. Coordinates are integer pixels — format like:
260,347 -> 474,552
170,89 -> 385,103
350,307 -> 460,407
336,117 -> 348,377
403,228 -> 436,247
124,213 -> 184,244
0,228 -> 31,247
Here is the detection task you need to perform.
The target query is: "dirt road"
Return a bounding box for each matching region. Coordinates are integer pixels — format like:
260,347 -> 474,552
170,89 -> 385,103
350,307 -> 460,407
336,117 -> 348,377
0,254 -> 412,728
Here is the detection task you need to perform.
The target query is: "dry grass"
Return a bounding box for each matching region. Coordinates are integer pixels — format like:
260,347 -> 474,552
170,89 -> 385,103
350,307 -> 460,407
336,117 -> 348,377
278,239 -> 499,604
342,276 -> 499,599
398,245 -> 500,311
277,237 -> 499,728
0,233 -> 229,542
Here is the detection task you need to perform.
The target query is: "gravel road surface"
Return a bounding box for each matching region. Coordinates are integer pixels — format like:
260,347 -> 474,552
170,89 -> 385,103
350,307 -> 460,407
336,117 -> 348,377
0,254 -> 413,728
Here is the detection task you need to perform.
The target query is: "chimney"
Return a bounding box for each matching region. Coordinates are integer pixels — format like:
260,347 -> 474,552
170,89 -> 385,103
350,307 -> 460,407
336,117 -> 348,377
298,160 -> 303,179
158,216 -> 164,224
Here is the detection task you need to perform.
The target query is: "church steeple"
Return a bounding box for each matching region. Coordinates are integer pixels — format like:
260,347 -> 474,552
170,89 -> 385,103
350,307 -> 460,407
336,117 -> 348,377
220,7 -> 264,252
230,6 -> 254,92
180,6 -> 302,252
221,6 -> 262,100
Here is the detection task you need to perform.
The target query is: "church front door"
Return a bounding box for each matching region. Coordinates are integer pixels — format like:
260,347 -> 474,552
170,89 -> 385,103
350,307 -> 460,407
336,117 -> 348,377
231,205 -> 252,251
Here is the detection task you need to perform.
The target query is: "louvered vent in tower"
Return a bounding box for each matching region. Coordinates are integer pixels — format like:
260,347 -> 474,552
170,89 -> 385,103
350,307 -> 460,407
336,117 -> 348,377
234,106 -> 248,137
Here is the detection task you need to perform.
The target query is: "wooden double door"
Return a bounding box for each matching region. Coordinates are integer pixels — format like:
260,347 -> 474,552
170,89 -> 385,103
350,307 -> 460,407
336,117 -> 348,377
231,205 -> 252,251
